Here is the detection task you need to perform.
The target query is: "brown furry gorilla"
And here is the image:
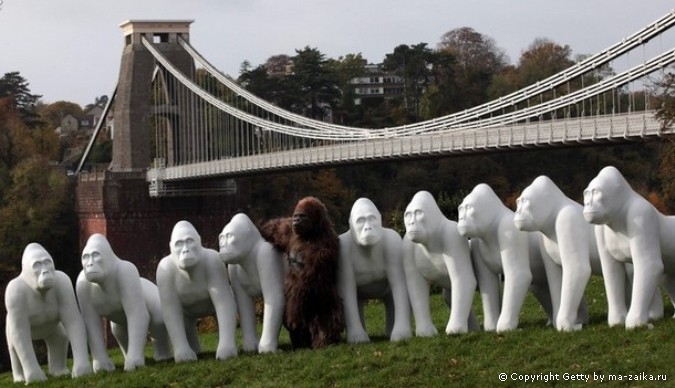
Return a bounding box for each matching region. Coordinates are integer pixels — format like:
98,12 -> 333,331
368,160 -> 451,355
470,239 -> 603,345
259,196 -> 344,349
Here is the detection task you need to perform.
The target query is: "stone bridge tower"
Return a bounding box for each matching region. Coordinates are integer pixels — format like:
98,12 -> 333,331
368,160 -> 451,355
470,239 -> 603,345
76,20 -> 248,275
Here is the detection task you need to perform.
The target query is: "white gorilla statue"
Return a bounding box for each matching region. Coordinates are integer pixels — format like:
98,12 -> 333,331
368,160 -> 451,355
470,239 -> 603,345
218,213 -> 285,353
156,220 -> 238,362
513,176 -> 601,331
458,184 -> 553,332
337,198 -> 412,343
583,166 -> 675,328
4,243 -> 92,384
403,190 -> 479,335
76,234 -> 171,372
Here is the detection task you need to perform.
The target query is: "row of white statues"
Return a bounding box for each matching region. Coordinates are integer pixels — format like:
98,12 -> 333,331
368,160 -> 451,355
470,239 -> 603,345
5,165 -> 675,383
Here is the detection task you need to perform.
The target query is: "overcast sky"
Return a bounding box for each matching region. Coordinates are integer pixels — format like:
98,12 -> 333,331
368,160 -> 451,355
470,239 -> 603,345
1,0 -> 674,106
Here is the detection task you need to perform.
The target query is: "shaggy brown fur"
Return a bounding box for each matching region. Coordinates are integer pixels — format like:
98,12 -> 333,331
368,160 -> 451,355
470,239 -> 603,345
259,197 -> 344,349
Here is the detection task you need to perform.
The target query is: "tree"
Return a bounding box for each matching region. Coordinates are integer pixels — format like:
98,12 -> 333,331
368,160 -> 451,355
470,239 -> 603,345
0,98 -> 35,172
419,49 -> 458,119
290,47 -> 341,120
655,72 -> 675,212
487,64 -> 520,100
658,141 -> 675,212
437,27 -> 508,109
655,72 -> 675,129
383,43 -> 435,120
37,100 -> 83,130
238,63 -> 291,108
517,39 -> 574,87
0,156 -> 76,261
326,53 -> 367,125
0,71 -> 42,127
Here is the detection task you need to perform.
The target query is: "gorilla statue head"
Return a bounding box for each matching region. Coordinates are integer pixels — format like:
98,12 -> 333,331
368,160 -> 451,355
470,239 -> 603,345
404,191 -> 444,245
349,198 -> 384,247
22,243 -> 56,292
170,220 -> 203,270
457,184 -> 503,238
81,233 -> 118,284
583,166 -> 631,225
219,213 -> 260,265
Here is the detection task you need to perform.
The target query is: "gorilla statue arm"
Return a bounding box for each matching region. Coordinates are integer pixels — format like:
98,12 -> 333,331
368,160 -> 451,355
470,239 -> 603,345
5,279 -> 46,383
75,274 -> 115,372
116,261 -> 151,369
548,205 -> 592,330
155,259 -> 196,362
254,242 -> 285,352
593,226 -> 630,326
401,236 -> 437,337
438,220 -> 477,334
336,237 -> 369,342
205,252 -> 239,360
380,228 -> 412,341
467,240 -> 501,331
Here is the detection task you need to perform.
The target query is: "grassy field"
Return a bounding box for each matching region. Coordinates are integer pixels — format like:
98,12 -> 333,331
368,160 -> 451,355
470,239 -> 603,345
2,277 -> 673,387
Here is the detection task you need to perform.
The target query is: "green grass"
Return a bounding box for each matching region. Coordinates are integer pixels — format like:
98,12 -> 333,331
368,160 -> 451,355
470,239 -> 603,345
2,277 -> 674,387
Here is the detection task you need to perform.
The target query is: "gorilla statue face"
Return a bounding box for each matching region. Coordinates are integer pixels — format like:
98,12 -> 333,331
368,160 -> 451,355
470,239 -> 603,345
22,243 -> 56,292
457,184 -> 498,238
81,234 -> 117,284
513,193 -> 539,231
170,220 -> 203,270
350,198 -> 383,247
404,191 -> 442,244
583,166 -> 626,225
514,176 -> 559,231
219,213 -> 256,265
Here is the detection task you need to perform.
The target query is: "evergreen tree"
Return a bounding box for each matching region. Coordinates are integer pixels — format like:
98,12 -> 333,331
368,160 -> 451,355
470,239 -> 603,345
0,71 -> 42,127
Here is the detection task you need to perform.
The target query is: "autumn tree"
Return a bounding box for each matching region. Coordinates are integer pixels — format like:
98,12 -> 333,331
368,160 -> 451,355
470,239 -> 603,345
437,27 -> 508,109
0,74 -> 78,372
517,38 -> 574,87
37,100 -> 84,130
0,75 -> 76,273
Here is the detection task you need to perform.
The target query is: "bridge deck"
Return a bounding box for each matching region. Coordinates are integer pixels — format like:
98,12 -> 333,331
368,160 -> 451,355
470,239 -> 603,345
147,112 -> 669,188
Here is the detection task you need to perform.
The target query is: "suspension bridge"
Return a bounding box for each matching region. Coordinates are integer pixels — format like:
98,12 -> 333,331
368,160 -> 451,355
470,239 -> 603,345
78,12 -> 675,198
